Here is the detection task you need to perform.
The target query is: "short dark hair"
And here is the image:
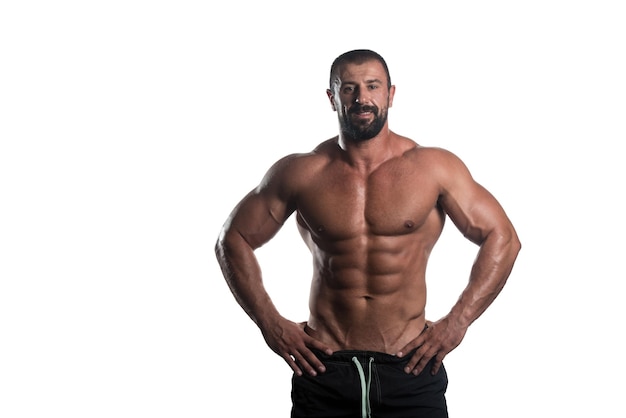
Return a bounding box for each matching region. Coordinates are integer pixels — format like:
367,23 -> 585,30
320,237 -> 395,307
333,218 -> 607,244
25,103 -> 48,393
329,49 -> 392,90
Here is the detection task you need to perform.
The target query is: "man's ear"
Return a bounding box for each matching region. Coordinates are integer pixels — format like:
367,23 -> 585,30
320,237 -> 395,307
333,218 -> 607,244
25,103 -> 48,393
388,85 -> 396,108
326,89 -> 337,111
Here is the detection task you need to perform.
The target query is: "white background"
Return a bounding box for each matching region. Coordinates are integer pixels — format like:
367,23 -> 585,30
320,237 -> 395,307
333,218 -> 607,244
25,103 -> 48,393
1,1 -> 625,416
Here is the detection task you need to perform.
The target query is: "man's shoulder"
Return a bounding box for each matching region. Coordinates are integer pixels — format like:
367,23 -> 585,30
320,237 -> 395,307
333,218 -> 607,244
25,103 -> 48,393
264,138 -> 336,181
399,144 -> 473,187
274,138 -> 337,167
403,143 -> 460,164
311,137 -> 340,157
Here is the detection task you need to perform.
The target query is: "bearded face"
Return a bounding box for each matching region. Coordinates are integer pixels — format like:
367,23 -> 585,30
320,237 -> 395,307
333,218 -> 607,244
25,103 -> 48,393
327,60 -> 395,143
338,102 -> 389,142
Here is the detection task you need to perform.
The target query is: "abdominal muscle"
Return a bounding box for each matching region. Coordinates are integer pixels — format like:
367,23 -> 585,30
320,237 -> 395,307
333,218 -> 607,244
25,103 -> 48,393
304,246 -> 429,354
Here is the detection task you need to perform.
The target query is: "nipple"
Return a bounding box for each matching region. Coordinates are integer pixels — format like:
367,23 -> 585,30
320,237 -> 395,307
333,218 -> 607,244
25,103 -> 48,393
317,225 -> 326,233
404,220 -> 415,229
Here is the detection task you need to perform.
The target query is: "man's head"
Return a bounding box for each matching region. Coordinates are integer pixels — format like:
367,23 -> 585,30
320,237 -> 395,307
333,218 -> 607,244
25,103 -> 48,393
329,49 -> 392,91
327,49 -> 395,142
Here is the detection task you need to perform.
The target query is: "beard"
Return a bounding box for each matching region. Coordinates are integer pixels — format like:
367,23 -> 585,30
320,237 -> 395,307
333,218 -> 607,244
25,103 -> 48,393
339,104 -> 389,142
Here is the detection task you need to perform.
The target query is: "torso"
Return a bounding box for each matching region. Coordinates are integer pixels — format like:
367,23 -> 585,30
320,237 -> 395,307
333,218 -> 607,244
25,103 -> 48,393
288,134 -> 446,354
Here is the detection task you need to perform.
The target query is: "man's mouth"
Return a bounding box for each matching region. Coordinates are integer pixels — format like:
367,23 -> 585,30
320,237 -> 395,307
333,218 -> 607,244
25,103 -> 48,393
350,105 -> 376,118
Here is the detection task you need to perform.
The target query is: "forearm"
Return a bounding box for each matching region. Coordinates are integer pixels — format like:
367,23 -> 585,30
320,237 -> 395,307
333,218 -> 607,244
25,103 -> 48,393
215,232 -> 282,330
448,229 -> 521,328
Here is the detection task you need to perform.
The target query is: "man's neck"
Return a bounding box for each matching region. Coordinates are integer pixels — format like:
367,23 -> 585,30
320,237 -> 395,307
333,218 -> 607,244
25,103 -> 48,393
337,127 -> 396,173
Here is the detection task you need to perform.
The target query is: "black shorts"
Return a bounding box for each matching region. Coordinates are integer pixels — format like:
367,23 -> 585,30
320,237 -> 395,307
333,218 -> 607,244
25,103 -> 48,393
291,349 -> 448,418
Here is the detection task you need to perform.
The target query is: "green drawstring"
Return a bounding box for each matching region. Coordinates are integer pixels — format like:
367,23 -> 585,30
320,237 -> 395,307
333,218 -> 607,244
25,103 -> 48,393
352,356 -> 374,418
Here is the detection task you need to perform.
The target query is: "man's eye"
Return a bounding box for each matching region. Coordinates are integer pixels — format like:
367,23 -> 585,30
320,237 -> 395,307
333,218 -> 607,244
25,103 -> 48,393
342,87 -> 354,93
368,85 -> 378,90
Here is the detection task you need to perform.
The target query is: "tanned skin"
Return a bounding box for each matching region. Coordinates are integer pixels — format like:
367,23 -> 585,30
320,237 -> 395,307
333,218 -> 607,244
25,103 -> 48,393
215,58 -> 521,378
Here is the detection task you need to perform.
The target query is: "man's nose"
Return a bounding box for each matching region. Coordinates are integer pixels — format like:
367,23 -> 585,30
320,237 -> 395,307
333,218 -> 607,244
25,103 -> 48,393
354,88 -> 369,104
354,90 -> 369,104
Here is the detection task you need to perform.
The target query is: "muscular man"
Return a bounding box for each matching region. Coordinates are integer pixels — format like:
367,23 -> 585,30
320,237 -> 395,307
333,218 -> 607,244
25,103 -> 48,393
215,49 -> 521,417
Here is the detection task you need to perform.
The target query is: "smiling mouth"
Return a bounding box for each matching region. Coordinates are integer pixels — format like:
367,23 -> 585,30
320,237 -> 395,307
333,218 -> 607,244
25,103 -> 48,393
350,105 -> 376,118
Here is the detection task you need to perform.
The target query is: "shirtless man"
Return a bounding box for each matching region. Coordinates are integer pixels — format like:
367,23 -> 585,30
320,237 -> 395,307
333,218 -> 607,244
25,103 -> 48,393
215,49 -> 521,417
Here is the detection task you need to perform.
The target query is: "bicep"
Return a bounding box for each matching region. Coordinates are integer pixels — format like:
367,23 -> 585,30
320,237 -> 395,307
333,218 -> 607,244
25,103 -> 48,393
442,183 -> 511,245
437,157 -> 512,245
224,185 -> 295,250
220,152 -> 309,250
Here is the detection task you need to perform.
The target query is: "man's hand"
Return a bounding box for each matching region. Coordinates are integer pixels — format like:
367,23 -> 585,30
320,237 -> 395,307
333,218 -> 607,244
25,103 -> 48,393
397,317 -> 467,376
261,319 -> 333,377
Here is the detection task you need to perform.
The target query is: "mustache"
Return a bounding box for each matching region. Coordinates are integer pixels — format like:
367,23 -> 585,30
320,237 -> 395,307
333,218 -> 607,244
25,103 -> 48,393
349,104 -> 378,114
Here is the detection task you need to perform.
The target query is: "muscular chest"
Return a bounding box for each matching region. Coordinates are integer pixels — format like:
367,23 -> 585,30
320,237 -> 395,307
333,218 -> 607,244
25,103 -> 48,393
296,164 -> 441,239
